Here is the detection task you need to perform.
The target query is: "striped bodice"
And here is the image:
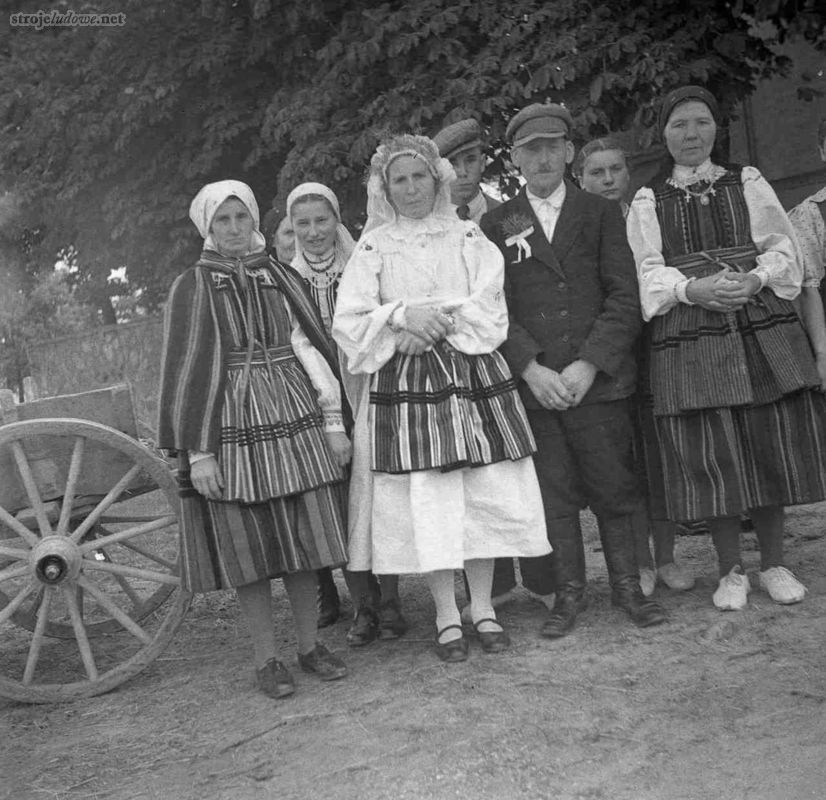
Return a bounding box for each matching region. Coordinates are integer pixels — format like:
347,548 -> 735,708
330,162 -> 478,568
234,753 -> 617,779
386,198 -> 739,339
206,264 -> 292,350
654,169 -> 753,260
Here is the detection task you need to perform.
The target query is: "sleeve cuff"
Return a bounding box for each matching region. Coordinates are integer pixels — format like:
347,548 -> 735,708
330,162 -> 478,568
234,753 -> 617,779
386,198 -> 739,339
750,266 -> 770,290
387,302 -> 405,331
323,412 -> 346,432
674,278 -> 696,305
188,450 -> 214,465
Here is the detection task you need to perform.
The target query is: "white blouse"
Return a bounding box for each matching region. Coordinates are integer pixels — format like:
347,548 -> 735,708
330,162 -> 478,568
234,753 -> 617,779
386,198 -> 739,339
788,186 -> 826,289
626,162 -> 803,321
332,215 -> 507,375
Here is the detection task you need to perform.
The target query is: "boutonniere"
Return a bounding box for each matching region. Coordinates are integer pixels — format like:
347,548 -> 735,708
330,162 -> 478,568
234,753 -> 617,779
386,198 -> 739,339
501,212 -> 535,262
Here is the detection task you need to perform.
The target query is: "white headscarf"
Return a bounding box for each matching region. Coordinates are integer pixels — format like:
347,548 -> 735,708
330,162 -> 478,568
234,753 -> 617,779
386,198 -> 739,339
286,181 -> 356,266
188,179 -> 266,254
363,134 -> 456,235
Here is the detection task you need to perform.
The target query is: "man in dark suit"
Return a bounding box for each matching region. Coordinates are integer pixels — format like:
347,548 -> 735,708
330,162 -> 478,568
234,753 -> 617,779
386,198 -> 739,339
480,103 -> 665,637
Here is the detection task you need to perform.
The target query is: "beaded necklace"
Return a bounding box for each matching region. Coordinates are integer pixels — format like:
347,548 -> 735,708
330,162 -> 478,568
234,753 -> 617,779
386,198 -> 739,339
303,249 -> 341,289
667,163 -> 727,206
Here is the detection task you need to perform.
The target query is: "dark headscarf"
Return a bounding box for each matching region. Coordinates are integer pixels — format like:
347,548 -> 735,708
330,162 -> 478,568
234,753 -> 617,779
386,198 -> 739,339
658,85 -> 720,136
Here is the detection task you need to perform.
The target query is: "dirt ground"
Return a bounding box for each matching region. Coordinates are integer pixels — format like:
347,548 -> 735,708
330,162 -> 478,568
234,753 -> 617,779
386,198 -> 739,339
3,504 -> 826,800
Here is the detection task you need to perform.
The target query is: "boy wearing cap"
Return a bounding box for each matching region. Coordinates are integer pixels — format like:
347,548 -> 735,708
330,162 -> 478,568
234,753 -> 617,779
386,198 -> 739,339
433,117 -> 518,613
433,118 -> 501,224
480,103 -> 665,638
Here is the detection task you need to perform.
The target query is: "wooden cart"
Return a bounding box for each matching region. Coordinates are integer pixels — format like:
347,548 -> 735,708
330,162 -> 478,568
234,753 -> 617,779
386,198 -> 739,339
0,385 -> 190,704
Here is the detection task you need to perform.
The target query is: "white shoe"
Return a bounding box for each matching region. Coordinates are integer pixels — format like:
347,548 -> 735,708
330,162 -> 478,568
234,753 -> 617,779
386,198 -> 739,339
759,566 -> 807,605
639,568 -> 656,597
712,565 -> 750,611
657,562 -> 695,591
459,588 -> 516,624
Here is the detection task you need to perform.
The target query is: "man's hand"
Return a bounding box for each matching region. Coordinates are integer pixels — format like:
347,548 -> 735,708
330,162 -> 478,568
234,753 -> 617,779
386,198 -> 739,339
324,431 -> 352,468
522,360 -> 576,410
559,359 -> 598,406
190,455 -> 224,501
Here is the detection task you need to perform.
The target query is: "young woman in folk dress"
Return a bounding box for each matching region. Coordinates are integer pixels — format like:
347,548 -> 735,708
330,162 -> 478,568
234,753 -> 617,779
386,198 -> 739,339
287,181 -> 406,646
158,180 -> 351,698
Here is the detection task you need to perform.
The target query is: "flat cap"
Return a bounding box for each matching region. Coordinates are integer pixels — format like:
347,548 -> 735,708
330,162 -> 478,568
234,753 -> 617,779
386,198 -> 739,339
433,118 -> 484,159
507,103 -> 573,146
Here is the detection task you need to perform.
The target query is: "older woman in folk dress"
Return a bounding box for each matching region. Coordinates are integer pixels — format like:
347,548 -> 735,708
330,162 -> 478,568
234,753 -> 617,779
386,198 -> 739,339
627,86 -> 826,610
158,180 -> 351,698
333,134 -> 550,662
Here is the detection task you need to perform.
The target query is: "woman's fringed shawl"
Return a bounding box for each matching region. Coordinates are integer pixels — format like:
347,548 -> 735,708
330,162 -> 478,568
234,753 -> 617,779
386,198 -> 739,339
157,250 -> 339,456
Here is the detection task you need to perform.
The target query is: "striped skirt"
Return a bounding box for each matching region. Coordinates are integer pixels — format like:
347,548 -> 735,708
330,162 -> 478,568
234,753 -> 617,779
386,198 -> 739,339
220,346 -> 344,503
369,342 -> 535,473
177,475 -> 348,592
641,390 -> 826,522
646,246 -> 819,416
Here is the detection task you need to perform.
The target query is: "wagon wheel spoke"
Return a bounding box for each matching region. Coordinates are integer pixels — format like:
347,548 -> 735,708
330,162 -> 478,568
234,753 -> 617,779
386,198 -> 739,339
77,575 -> 152,645
81,558 -> 180,586
62,584 -> 98,681
0,582 -> 35,626
0,503 -> 40,548
69,464 -> 142,544
117,539 -> 177,571
0,544 -> 30,561
93,546 -> 143,609
56,437 -> 85,537
10,441 -> 53,537
0,561 -> 30,587
22,588 -> 53,684
78,515 -> 177,553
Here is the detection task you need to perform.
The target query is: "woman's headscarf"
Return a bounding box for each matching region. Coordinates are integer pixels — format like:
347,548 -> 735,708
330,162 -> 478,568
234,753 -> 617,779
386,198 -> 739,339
286,181 -> 356,266
658,85 -> 720,136
188,179 -> 266,254
363,134 -> 456,235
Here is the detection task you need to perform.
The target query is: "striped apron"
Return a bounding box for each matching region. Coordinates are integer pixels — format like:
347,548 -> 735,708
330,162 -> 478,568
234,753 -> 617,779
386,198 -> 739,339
369,341 -> 536,474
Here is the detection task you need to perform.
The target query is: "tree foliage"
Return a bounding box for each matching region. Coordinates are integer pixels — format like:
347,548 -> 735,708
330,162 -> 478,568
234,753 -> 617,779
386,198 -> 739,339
0,0 -> 822,313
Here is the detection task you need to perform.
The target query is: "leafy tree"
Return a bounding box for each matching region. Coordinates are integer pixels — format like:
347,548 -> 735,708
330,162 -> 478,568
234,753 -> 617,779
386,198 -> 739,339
0,0 -> 822,316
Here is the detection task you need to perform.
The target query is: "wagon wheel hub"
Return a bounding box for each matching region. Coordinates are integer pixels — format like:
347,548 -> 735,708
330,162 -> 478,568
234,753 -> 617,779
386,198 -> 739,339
29,535 -> 82,586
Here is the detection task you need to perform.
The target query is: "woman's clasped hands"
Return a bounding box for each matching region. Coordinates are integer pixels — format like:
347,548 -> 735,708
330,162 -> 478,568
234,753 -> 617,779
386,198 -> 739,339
685,267 -> 761,312
397,306 -> 455,355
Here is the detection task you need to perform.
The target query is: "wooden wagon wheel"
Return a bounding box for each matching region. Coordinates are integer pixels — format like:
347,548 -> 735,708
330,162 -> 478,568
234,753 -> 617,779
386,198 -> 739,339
4,519 -> 176,638
0,419 -> 191,703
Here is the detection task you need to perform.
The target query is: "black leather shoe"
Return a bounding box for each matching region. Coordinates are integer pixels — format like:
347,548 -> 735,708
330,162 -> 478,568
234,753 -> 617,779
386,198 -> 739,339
298,643 -> 348,681
378,598 -> 408,640
346,606 -> 379,647
317,568 -> 340,628
473,618 -> 510,653
540,590 -> 587,639
434,625 -> 469,663
256,658 -> 295,699
612,582 -> 667,628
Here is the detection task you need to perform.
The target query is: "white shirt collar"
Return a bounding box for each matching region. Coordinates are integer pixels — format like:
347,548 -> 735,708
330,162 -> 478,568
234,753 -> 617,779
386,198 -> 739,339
526,181 -> 566,209
466,191 -> 487,222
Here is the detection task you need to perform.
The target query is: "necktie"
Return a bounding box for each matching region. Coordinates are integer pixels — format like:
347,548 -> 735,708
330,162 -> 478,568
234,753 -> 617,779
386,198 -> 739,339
457,204 -> 470,221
